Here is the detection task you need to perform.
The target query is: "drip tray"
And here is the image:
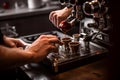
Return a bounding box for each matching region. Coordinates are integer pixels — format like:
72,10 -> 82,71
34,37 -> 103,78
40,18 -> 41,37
42,41 -> 108,73
20,31 -> 109,73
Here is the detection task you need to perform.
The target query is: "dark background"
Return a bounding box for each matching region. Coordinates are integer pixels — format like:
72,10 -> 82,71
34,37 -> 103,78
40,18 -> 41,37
106,0 -> 120,80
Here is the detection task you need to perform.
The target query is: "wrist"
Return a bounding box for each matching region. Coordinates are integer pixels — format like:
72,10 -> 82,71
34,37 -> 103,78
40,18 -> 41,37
24,49 -> 35,63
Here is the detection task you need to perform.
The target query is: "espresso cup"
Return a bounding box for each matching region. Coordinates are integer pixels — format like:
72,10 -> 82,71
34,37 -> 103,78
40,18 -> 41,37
72,33 -> 80,42
62,37 -> 72,48
69,42 -> 80,56
61,37 -> 72,57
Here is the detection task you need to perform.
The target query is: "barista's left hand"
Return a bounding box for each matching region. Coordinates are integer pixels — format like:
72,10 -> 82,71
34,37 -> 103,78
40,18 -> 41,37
3,36 -> 25,48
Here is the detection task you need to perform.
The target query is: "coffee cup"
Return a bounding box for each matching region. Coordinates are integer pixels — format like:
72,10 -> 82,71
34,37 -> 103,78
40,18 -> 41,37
69,42 -> 80,56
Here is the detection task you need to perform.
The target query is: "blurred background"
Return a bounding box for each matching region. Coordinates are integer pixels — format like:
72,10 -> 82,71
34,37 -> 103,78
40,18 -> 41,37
0,0 -> 63,37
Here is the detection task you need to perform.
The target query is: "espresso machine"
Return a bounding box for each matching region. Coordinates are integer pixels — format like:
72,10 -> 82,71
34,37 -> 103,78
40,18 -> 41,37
58,0 -> 112,48
20,0 -> 111,73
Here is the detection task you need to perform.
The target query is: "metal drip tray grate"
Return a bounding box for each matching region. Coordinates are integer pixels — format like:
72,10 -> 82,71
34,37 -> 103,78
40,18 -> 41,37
20,31 -> 70,44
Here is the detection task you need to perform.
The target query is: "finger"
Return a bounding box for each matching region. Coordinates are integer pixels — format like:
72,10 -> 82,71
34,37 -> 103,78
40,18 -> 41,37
38,35 -> 57,39
15,39 -> 25,47
49,11 -> 55,21
49,12 -> 56,27
48,38 -> 63,45
53,14 -> 57,27
48,45 -> 59,53
56,16 -> 62,28
52,13 -> 57,27
56,16 -> 59,28
45,35 -> 57,38
50,12 -> 56,25
8,42 -> 17,48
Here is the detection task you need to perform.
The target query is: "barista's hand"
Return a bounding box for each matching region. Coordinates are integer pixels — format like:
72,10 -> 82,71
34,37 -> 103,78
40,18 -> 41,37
26,35 -> 62,62
49,7 -> 72,27
3,36 -> 25,48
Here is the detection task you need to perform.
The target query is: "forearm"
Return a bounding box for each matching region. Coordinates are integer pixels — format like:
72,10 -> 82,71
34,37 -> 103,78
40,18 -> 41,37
0,45 -> 33,70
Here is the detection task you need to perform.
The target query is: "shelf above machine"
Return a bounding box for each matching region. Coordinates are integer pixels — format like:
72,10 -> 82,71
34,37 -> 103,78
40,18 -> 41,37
0,1 -> 60,20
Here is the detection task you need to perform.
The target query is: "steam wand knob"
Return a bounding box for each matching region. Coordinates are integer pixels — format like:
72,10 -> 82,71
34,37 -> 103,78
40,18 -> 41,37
58,18 -> 78,32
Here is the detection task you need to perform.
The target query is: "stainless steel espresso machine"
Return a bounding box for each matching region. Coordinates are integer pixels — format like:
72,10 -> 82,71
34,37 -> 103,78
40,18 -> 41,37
20,0 -> 111,73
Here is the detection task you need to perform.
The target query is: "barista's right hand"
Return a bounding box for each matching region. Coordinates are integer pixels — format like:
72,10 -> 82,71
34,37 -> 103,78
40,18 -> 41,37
49,7 -> 72,28
25,35 -> 63,63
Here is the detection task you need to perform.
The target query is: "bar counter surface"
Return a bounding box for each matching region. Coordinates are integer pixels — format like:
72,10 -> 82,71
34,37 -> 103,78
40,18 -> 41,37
21,58 -> 109,80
